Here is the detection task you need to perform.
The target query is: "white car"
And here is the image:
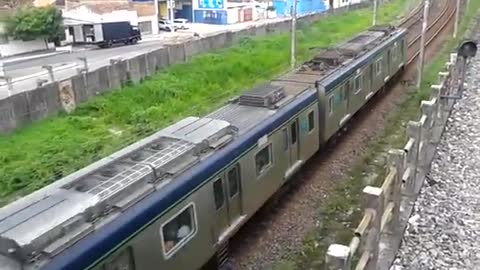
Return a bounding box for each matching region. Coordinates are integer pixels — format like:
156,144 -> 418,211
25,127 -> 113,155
173,18 -> 189,30
159,19 -> 176,32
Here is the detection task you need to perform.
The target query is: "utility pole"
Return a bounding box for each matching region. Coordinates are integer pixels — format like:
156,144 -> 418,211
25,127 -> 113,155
154,0 -> 159,34
417,0 -> 430,89
453,0 -> 460,38
372,0 -> 378,26
290,0 -> 297,69
169,0 -> 175,23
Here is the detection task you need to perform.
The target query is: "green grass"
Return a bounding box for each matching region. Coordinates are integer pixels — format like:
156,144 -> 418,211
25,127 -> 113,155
271,1 -> 480,269
0,0 -> 414,203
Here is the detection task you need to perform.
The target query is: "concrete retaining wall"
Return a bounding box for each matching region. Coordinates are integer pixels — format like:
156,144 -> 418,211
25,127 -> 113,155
0,2 -> 370,133
0,39 -> 49,58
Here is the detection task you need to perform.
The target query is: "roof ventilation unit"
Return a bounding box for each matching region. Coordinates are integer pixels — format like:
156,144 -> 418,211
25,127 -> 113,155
239,84 -> 286,109
311,50 -> 345,66
369,24 -> 395,35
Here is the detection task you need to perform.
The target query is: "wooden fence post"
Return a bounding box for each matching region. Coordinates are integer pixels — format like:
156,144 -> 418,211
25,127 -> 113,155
326,244 -> 351,270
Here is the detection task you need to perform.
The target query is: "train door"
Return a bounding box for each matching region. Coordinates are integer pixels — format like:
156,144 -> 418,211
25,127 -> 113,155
225,164 -> 242,224
288,119 -> 300,167
213,177 -> 229,240
345,80 -> 352,113
387,49 -> 392,78
368,64 -> 374,96
212,164 -> 243,243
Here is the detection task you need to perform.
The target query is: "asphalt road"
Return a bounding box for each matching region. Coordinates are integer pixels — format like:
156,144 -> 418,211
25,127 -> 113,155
4,40 -> 169,78
0,17 -> 288,99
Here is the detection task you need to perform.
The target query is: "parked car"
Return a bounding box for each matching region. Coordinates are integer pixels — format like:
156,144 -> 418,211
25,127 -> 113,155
173,18 -> 189,30
159,19 -> 176,32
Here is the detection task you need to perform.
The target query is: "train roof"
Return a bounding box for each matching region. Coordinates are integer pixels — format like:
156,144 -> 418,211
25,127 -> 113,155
319,26 -> 406,91
0,25 -> 406,270
281,25 -> 406,93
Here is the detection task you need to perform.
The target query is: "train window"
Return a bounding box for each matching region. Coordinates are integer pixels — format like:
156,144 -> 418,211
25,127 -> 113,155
328,95 -> 334,115
227,165 -> 240,198
354,75 -> 362,94
161,204 -> 196,259
342,85 -> 348,101
283,128 -> 288,151
290,121 -> 298,145
213,178 -> 225,210
256,144 -> 272,176
105,247 -> 135,270
375,58 -> 383,76
308,111 -> 315,132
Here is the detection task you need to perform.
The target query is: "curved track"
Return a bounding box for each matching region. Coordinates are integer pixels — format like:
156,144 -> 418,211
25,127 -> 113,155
406,0 -> 457,64
228,1 -> 459,269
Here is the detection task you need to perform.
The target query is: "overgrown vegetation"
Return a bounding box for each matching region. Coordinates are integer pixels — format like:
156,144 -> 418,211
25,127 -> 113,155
0,0 -> 413,203
272,0 -> 480,269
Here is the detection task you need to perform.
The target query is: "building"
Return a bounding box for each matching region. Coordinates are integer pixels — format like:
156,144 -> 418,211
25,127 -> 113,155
326,0 -> 365,9
33,0 -> 65,6
61,0 -> 158,35
193,0 -> 274,24
272,0 -> 326,17
131,0 -> 193,23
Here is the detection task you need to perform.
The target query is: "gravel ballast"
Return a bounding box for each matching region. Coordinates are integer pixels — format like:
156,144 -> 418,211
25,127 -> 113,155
391,54 -> 480,269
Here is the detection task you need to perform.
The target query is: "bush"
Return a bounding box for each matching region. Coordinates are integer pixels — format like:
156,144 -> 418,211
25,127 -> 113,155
6,6 -> 63,43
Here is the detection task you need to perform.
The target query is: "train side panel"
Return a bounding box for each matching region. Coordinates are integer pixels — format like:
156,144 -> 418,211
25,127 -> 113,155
241,101 -> 320,217
89,180 -> 216,270
321,85 -> 346,141
298,103 -> 320,163
318,31 -> 407,144
346,65 -> 369,117
72,31 -> 409,270
372,49 -> 389,93
134,183 -> 215,270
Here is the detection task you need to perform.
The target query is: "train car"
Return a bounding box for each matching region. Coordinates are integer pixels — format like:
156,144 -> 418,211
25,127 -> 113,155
0,25 -> 406,270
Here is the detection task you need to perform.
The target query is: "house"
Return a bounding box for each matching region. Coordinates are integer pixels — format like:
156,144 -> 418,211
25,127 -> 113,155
192,0 -> 276,25
34,0 -> 65,6
64,0 -> 184,35
326,0 -> 366,9
272,0 -> 326,17
130,0 -> 193,24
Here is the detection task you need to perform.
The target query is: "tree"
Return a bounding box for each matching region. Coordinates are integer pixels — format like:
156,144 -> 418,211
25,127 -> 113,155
5,5 -> 63,45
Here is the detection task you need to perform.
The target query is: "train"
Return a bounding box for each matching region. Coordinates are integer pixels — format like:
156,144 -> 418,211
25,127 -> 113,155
0,25 -> 407,270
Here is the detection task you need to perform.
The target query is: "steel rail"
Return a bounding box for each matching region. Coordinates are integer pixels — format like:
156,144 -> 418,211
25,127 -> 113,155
406,0 -> 457,64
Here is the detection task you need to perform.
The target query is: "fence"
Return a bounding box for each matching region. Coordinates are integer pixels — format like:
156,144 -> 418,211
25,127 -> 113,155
325,53 -> 460,270
0,2 -> 372,134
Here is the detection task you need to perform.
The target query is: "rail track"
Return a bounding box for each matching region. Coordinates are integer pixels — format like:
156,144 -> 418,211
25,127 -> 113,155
399,2 -> 424,29
229,1 -> 459,269
406,0 -> 457,64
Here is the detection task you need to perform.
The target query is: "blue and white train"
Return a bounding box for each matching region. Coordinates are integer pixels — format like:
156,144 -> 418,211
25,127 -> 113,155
0,25 -> 406,270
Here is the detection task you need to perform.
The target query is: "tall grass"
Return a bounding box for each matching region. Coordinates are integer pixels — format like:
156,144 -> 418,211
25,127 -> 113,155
0,0 -> 413,203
